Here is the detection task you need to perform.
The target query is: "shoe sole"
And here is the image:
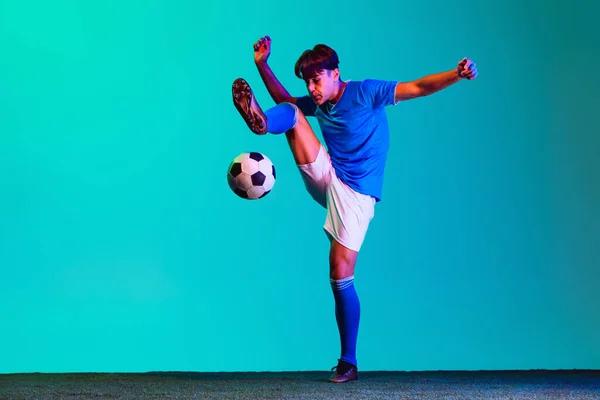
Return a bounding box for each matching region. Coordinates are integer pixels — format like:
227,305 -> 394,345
232,78 -> 267,135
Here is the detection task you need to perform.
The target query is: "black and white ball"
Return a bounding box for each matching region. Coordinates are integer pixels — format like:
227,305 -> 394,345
227,152 -> 276,199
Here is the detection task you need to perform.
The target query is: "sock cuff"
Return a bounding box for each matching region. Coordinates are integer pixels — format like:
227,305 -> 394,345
287,102 -> 299,129
330,275 -> 354,291
264,102 -> 299,134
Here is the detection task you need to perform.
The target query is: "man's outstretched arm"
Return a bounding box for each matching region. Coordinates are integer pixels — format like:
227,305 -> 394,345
256,62 -> 296,104
394,57 -> 478,102
253,36 -> 296,104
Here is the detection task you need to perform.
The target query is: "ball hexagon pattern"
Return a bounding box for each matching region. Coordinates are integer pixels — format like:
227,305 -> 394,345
227,152 -> 276,199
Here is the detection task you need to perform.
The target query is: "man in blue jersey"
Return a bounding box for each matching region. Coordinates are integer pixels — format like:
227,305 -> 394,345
232,35 -> 478,383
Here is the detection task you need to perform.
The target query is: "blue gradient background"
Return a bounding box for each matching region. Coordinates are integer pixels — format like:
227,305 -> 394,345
0,0 -> 598,373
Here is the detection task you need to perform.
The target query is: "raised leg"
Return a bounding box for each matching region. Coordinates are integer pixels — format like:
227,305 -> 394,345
232,78 -> 321,166
282,109 -> 321,166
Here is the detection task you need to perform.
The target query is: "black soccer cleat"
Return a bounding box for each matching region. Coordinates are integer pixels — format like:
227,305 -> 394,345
328,359 -> 358,383
232,78 -> 268,135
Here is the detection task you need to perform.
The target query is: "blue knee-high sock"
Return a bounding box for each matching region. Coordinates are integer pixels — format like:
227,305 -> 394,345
330,275 -> 360,367
264,102 -> 298,134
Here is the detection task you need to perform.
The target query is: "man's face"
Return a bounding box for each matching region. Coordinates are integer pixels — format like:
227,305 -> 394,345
304,69 -> 338,105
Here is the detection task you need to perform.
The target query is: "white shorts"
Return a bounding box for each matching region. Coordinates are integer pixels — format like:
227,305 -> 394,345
298,145 -> 376,252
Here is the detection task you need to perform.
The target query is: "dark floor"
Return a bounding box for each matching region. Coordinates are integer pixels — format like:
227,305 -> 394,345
1,370 -> 599,399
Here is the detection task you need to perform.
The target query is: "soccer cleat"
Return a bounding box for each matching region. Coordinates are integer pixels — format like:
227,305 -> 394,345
328,359 -> 358,383
232,78 -> 268,135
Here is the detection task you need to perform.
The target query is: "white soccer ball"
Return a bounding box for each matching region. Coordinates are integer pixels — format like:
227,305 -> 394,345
227,152 -> 276,199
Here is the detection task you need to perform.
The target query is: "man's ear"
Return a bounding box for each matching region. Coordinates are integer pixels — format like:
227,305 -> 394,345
332,68 -> 340,81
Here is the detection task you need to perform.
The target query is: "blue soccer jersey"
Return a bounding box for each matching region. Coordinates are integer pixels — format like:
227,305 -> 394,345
295,79 -> 398,201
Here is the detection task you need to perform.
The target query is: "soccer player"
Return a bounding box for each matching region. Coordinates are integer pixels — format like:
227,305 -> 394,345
231,35 -> 478,383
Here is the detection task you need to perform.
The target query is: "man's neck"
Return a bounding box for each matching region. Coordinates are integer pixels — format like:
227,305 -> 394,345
329,81 -> 347,104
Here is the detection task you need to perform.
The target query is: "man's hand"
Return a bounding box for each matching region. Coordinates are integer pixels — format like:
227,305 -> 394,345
254,36 -> 272,65
252,35 -> 294,104
458,58 -> 478,80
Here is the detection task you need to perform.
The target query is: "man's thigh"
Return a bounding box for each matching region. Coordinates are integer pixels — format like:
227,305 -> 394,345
297,145 -> 332,208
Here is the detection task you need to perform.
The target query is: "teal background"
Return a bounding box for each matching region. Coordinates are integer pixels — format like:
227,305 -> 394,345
1,0 -> 599,373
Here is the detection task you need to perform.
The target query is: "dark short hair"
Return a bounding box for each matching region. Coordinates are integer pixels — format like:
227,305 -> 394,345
294,44 -> 339,80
